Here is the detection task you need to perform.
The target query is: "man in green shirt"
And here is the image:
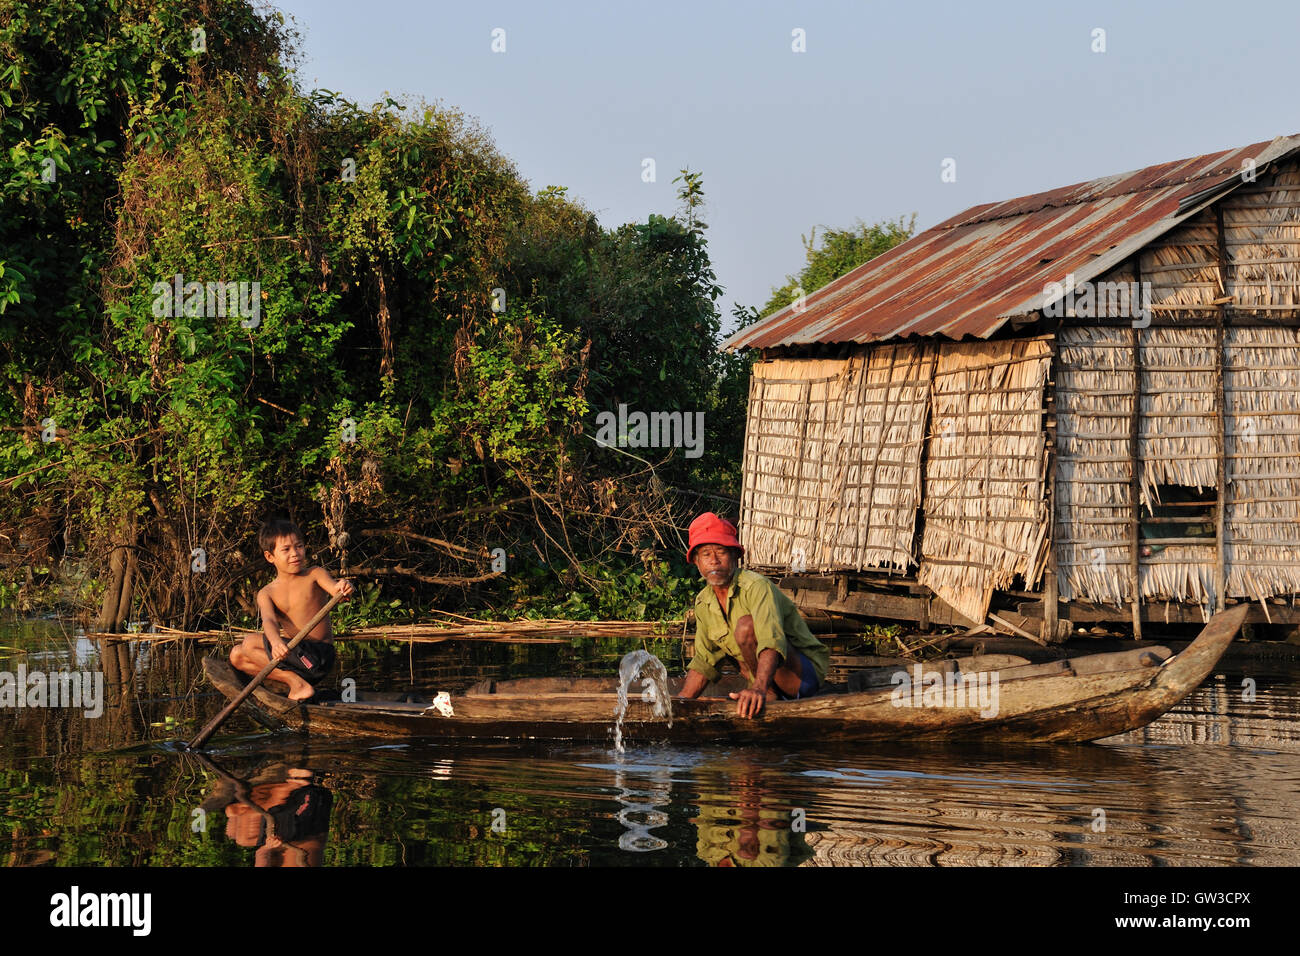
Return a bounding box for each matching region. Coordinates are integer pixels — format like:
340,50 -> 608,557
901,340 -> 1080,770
677,512 -> 830,718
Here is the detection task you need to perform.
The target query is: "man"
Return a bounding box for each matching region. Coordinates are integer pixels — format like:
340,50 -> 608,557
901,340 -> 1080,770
677,512 -> 829,718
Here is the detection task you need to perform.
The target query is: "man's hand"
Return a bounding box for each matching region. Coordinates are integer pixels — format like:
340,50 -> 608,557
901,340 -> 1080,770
677,668 -> 708,701
729,647 -> 780,717
729,687 -> 767,718
336,578 -> 355,599
268,638 -> 290,662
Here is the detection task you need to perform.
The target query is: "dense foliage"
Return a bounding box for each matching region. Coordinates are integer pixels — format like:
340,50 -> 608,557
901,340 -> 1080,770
0,0 -> 746,627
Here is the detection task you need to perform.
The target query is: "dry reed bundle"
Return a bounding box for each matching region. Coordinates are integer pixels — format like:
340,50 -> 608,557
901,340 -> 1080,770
1225,326 -> 1300,601
1140,327 -> 1218,496
139,618 -> 683,644
740,346 -> 935,573
916,338 -> 1052,624
740,357 -> 847,569
1055,326 -> 1135,606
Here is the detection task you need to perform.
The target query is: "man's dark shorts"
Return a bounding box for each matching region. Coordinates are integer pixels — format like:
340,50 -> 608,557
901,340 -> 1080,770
264,637 -> 336,686
775,648 -> 820,701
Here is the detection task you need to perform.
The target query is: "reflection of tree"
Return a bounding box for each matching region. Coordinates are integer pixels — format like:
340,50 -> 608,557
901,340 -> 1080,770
91,636 -> 139,746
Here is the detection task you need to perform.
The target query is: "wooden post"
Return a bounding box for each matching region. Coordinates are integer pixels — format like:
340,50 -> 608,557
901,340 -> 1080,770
741,372 -> 761,560
1129,258 -> 1144,640
1043,338 -> 1060,643
1214,204 -> 1231,613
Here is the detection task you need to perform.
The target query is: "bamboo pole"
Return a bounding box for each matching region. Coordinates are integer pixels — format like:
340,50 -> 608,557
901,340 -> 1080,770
1214,203 -> 1231,614
1044,338 -> 1060,643
1129,262 -> 1145,639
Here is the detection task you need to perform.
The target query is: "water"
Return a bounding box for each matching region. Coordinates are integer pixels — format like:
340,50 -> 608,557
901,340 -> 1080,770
2,620 -> 1299,866
612,649 -> 673,753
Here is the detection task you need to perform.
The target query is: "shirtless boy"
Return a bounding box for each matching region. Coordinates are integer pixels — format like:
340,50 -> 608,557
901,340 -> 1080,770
229,518 -> 354,701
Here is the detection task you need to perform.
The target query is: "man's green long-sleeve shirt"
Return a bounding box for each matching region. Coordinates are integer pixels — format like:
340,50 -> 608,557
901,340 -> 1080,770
689,569 -> 829,685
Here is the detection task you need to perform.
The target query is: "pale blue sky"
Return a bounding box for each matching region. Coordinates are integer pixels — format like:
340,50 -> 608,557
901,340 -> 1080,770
274,0 -> 1300,331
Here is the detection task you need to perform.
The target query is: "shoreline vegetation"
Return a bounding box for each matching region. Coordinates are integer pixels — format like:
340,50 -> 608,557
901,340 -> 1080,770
0,2 -> 911,636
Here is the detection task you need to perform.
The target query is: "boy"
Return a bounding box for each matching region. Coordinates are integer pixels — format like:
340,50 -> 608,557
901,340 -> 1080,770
230,518 -> 354,701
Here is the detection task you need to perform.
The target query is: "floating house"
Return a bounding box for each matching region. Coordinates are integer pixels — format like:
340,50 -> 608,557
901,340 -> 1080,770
724,134 -> 1300,638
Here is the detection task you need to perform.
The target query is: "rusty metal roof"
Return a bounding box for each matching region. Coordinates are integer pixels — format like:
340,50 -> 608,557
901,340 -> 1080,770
725,134 -> 1300,351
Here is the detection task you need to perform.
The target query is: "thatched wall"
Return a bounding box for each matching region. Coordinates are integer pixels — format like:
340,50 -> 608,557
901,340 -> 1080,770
1055,326 -> 1135,606
736,159 -> 1300,622
1140,327 -> 1218,605
742,337 -> 1054,624
1056,155 -> 1300,614
915,338 -> 1053,624
1140,161 -> 1300,316
740,357 -> 843,571
1057,324 -> 1300,612
1055,327 -> 1218,608
1225,327 -> 1300,602
740,344 -> 936,572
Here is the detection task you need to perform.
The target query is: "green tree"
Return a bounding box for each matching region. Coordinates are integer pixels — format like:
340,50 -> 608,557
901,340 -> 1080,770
0,1 -> 737,625
760,215 -> 917,318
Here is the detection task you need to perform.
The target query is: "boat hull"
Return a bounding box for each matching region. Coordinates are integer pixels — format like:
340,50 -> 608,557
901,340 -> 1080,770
201,605 -> 1247,745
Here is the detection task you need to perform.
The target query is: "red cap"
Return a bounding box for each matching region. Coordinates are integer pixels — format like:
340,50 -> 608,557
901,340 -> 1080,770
687,512 -> 743,561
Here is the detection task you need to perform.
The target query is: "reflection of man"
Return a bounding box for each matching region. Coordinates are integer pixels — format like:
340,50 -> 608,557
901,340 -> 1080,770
676,513 -> 829,718
694,803 -> 811,867
692,759 -> 813,867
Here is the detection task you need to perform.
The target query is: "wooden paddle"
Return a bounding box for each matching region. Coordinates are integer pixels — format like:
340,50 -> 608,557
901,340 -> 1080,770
187,592 -> 344,750
186,750 -> 278,832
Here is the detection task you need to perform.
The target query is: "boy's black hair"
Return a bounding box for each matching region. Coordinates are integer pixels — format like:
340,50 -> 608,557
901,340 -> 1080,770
259,518 -> 304,555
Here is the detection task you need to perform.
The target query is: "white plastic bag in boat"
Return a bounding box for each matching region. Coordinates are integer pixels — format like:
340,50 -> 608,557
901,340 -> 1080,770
424,692 -> 454,717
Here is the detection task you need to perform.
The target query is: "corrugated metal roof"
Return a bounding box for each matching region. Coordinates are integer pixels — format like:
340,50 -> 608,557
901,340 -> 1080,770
725,134 -> 1300,351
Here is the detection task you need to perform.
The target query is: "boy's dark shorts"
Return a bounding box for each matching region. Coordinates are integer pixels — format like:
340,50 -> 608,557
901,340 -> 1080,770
264,637 -> 336,686
267,784 -> 333,842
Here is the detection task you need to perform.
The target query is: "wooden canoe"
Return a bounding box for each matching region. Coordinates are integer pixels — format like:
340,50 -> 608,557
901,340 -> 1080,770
200,605 -> 1248,745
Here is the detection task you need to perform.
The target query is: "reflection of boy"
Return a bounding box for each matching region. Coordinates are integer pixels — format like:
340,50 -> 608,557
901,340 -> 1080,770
223,769 -> 332,867
229,518 -> 353,700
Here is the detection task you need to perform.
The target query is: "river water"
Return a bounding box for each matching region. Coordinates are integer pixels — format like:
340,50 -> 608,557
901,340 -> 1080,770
2,619 -> 1298,867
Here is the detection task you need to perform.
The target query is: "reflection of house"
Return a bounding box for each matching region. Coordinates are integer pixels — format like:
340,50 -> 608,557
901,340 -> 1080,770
726,135 -> 1300,637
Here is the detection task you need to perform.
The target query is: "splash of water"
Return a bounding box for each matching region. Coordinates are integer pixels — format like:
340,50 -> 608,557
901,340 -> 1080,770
612,650 -> 673,753
613,767 -> 670,852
